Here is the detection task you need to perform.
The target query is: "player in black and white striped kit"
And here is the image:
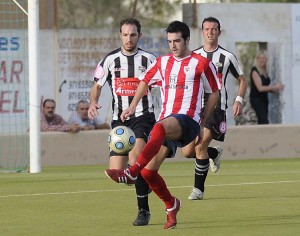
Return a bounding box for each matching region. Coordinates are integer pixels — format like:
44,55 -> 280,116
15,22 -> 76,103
93,47 -> 155,121
185,17 -> 248,200
88,18 -> 160,226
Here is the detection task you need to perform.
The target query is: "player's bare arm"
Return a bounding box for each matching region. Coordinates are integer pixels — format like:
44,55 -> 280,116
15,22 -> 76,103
233,75 -> 247,117
120,81 -> 149,122
88,82 -> 102,119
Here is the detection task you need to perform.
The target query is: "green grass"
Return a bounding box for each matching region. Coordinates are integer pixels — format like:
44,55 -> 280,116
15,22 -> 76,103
1,159 -> 300,236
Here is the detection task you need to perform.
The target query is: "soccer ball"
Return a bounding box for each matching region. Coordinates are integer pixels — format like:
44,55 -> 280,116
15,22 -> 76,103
108,126 -> 136,154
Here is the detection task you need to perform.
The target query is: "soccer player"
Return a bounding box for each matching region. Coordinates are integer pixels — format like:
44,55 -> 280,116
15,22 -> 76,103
105,21 -> 221,229
185,16 -> 247,200
88,18 -> 157,226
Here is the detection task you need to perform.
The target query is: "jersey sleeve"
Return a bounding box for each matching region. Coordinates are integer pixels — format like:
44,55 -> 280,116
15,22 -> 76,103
139,58 -> 162,86
93,58 -> 110,86
227,53 -> 243,78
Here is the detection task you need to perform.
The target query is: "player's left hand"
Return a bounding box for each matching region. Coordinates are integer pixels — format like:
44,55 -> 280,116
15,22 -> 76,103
233,101 -> 243,117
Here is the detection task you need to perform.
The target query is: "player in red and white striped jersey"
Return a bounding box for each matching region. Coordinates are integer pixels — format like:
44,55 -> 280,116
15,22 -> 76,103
143,52 -> 219,123
88,18 -> 157,226
105,21 -> 221,229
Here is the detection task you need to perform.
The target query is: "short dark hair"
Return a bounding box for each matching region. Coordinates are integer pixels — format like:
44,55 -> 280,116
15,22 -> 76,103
43,99 -> 55,108
120,17 -> 141,34
76,100 -> 89,108
202,17 -> 221,31
165,21 -> 190,41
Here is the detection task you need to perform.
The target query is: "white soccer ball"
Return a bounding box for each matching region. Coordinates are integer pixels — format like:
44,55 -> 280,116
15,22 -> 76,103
108,126 -> 136,154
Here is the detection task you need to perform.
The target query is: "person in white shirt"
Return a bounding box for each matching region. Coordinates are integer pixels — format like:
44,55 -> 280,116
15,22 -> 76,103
69,100 -> 109,130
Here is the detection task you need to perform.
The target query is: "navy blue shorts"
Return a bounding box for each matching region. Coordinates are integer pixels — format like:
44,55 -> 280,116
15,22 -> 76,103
162,114 -> 200,158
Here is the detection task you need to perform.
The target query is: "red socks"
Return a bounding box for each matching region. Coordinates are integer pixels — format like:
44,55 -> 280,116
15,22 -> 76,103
130,123 -> 166,176
141,168 -> 174,209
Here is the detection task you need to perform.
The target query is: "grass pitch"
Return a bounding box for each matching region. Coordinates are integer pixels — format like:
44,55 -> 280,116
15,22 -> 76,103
1,158 -> 300,236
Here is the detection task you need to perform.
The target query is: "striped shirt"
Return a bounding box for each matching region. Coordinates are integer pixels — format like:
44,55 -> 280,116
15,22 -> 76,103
193,45 -> 243,111
94,48 -> 156,120
140,52 -> 221,123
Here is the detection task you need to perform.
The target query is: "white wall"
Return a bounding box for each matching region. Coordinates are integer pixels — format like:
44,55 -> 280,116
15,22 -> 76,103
0,28 -> 170,134
47,28 -> 170,123
35,125 -> 300,166
183,3 -> 300,125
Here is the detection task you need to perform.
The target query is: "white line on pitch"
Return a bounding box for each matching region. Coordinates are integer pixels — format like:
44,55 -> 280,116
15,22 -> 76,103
1,180 -> 299,198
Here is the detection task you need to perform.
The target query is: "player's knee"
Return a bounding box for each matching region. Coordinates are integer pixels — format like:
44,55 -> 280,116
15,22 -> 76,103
181,143 -> 196,158
141,168 -> 156,183
182,151 -> 195,159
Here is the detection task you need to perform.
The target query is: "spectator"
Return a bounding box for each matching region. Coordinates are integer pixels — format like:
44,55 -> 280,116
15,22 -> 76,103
249,50 -> 284,124
68,100 -> 110,130
41,99 -> 80,133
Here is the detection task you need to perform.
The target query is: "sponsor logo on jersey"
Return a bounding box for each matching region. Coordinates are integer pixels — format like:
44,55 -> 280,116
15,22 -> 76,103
138,66 -> 146,73
184,66 -> 190,73
165,74 -> 187,89
215,62 -> 223,68
114,77 -> 147,96
170,74 -> 177,84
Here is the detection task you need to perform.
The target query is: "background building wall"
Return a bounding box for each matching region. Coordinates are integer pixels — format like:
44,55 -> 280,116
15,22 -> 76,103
183,3 -> 300,125
35,125 -> 300,166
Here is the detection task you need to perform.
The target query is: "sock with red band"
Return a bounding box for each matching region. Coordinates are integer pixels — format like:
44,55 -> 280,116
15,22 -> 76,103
129,123 -> 166,176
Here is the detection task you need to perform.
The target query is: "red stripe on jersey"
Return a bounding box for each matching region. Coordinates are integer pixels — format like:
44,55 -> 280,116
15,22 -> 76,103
142,61 -> 159,84
142,53 -> 221,123
186,60 -> 202,118
172,57 -> 192,114
160,56 -> 173,119
205,60 -> 219,92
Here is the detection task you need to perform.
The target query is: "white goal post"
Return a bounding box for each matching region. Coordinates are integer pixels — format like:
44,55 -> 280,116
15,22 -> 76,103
28,0 -> 41,173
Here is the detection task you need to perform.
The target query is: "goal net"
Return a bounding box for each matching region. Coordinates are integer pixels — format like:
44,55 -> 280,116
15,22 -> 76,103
0,0 -> 29,172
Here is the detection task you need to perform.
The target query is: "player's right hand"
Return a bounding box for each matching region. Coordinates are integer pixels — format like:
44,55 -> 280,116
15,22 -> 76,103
88,103 -> 101,119
121,107 -> 135,122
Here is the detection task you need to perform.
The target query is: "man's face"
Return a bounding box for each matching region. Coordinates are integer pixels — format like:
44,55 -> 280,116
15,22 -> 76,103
167,32 -> 189,58
77,102 -> 89,119
43,101 -> 55,119
202,21 -> 220,45
120,24 -> 141,53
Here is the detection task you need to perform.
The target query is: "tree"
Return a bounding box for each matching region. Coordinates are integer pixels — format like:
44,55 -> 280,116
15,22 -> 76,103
228,0 -> 300,2
58,0 -> 182,29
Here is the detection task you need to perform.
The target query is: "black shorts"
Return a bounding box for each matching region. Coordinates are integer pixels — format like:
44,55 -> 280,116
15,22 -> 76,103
202,107 -> 227,142
110,112 -> 156,156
